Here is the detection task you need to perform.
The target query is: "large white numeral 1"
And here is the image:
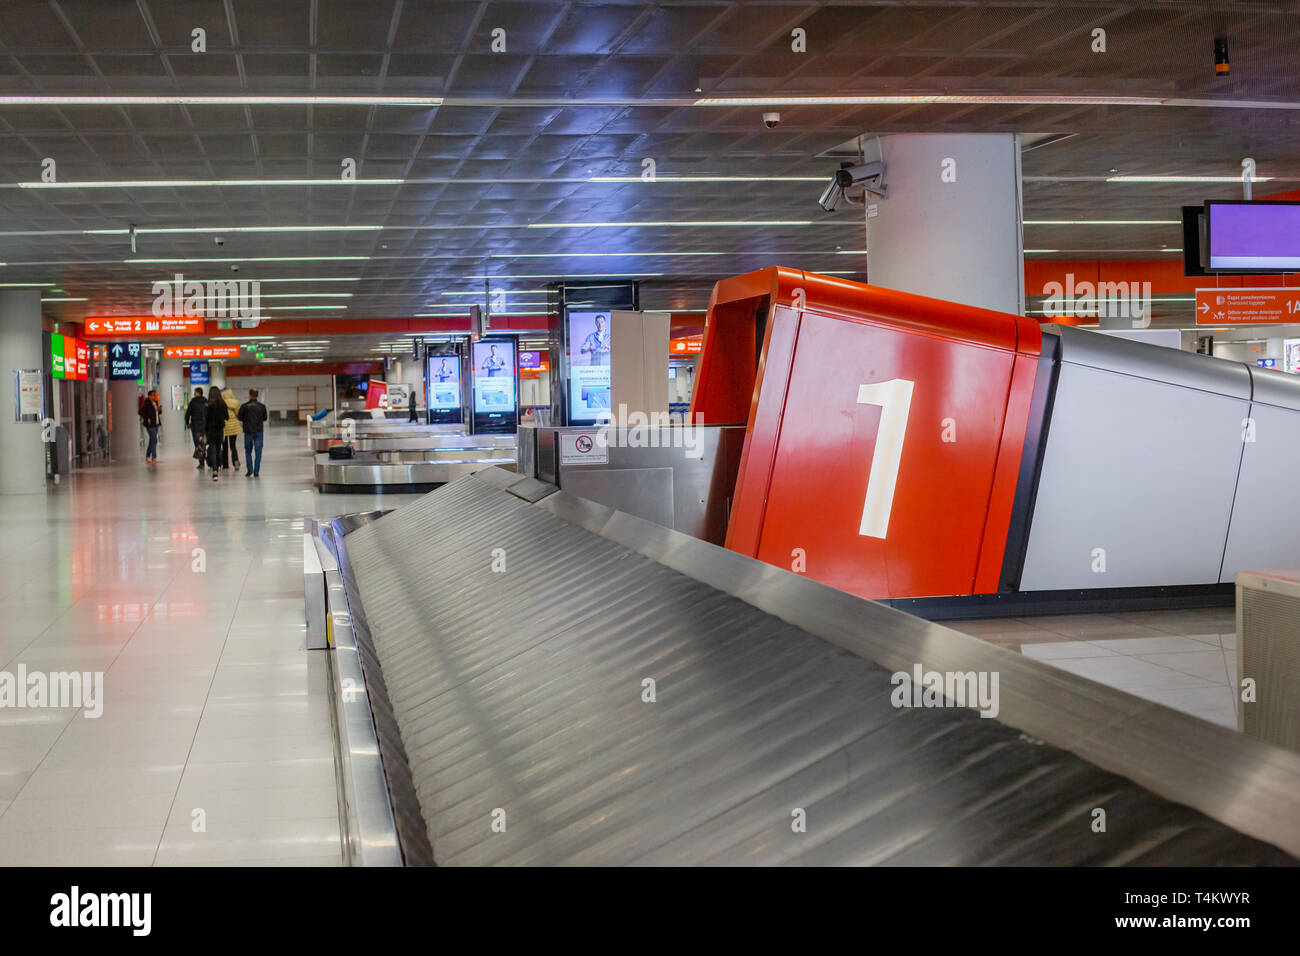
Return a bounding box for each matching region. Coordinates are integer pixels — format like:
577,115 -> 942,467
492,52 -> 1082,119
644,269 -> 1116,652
856,378 -> 914,538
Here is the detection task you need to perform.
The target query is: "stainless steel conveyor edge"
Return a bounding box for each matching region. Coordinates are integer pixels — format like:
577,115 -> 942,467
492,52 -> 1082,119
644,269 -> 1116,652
533,484 -> 1300,861
321,514 -> 437,866
312,513 -> 410,866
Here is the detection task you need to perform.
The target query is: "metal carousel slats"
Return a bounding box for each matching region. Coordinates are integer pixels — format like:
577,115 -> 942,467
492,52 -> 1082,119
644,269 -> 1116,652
335,470 -> 1300,866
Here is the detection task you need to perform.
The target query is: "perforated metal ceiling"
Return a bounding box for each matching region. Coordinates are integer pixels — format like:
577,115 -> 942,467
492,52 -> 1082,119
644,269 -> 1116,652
1,0 -> 1297,345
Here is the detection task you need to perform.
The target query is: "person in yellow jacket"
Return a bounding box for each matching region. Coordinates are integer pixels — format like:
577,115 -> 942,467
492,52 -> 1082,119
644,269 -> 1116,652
220,386 -> 243,471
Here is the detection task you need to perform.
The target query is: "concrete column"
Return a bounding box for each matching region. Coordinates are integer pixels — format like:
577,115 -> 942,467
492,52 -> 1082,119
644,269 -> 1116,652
0,290 -> 46,494
864,133 -> 1024,316
159,359 -> 186,446
209,361 -> 226,388
400,357 -> 424,410
109,379 -> 141,462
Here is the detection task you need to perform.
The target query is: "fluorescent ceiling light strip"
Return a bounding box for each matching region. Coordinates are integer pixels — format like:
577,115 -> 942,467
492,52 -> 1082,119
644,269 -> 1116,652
465,273 -> 663,279
492,252 -> 728,258
239,292 -> 353,299
1023,219 -> 1180,225
264,305 -> 348,310
441,288 -> 549,295
0,282 -> 53,287
589,175 -> 824,183
1023,249 -> 1060,253
88,225 -> 381,235
1030,296 -> 1196,303
529,220 -> 815,228
694,94 -> 1164,107
193,277 -> 360,283
41,296 -> 87,302
0,95 -> 440,106
1107,175 -> 1276,183
424,301 -> 549,308
19,179 -> 403,189
183,292 -> 353,300
465,270 -> 665,278
415,311 -> 546,318
130,256 -> 370,263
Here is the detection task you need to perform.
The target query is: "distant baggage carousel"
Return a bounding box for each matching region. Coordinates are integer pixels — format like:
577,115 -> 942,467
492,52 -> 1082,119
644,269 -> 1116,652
314,435 -> 517,493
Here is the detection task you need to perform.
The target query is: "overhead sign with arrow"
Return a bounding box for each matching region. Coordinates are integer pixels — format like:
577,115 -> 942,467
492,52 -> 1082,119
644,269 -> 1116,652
1196,287 -> 1300,325
84,315 -> 204,337
108,341 -> 143,380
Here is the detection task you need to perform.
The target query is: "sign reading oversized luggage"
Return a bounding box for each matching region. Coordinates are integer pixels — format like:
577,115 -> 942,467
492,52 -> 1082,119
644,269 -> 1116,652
1195,287 -> 1300,325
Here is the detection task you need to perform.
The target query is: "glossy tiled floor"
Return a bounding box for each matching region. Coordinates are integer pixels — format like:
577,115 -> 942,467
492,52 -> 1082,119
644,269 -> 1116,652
0,428 -> 420,865
948,607 -> 1240,728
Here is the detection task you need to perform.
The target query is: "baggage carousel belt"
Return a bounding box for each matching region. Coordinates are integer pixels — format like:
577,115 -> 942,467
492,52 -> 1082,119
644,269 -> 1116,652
335,470 -> 1300,866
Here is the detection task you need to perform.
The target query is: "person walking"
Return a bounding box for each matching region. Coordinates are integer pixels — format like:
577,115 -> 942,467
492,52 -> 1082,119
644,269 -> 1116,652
139,389 -> 161,463
185,387 -> 207,467
204,385 -> 228,483
220,386 -> 242,471
236,388 -> 268,477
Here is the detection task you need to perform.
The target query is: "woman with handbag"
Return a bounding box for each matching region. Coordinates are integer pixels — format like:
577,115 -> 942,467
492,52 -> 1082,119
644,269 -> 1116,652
204,385 -> 228,483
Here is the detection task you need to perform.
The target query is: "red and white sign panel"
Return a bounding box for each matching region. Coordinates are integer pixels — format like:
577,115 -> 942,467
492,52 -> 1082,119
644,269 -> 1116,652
1195,287 -> 1300,325
84,315 -> 205,337
163,345 -> 242,359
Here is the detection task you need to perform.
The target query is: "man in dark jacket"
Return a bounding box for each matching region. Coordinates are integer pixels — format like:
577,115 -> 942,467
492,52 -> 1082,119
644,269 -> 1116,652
139,389 -> 161,463
184,387 -> 207,469
236,388 -> 269,477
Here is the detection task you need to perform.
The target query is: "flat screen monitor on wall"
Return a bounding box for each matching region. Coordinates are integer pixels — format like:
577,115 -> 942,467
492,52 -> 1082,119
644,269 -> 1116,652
1205,200 -> 1300,273
566,310 -> 613,426
471,338 -> 518,434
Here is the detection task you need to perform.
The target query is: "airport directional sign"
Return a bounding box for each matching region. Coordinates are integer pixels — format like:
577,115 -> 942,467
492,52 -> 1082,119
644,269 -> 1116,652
108,341 -> 143,380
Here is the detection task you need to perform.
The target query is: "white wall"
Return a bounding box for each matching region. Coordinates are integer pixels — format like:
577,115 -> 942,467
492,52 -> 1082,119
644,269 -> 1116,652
1213,338 -> 1283,366
0,290 -> 45,493
224,373 -> 333,423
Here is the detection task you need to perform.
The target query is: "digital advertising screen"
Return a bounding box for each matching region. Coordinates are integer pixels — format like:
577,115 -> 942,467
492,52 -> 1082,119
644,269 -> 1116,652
471,338 -> 518,433
1286,338 -> 1300,375
1207,201 -> 1300,272
567,310 -> 612,425
428,354 -> 462,410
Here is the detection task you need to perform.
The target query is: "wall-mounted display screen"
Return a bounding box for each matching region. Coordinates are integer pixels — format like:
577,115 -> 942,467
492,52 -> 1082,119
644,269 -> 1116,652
471,338 -> 518,433
567,310 -> 612,425
1206,201 -> 1300,272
